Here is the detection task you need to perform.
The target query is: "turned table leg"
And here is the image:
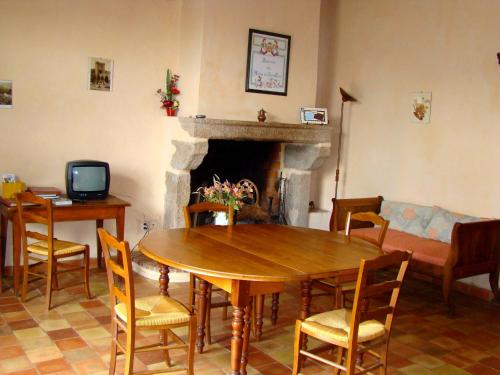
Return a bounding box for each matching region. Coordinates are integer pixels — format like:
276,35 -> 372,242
271,292 -> 280,325
254,294 -> 264,341
299,280 -> 312,367
196,279 -> 208,354
240,299 -> 253,375
159,264 -> 169,297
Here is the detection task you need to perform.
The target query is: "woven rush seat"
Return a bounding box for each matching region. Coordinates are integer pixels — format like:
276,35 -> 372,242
28,240 -> 86,256
302,308 -> 385,343
115,295 -> 191,327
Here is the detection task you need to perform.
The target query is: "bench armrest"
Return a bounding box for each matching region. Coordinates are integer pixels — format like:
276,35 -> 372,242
451,219 -> 500,272
329,196 -> 384,232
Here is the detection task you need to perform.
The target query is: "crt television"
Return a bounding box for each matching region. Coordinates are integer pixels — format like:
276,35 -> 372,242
65,160 -> 110,200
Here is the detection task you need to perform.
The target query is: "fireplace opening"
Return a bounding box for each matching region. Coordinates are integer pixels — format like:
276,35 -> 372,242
189,140 -> 282,222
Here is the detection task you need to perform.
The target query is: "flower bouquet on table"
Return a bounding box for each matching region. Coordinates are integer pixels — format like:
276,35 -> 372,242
197,175 -> 254,224
157,69 -> 180,116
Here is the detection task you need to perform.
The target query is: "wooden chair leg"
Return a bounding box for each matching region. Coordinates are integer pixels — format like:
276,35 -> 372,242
21,250 -> 29,302
379,342 -> 388,375
46,257 -> 54,310
292,320 -> 303,375
205,284 -> 212,345
489,269 -> 500,301
161,329 -> 172,367
188,274 -> 196,311
52,259 -> 59,290
334,347 -> 345,375
109,321 -> 118,375
124,323 -> 135,375
443,271 -> 455,315
187,315 -> 196,375
83,246 -> 92,299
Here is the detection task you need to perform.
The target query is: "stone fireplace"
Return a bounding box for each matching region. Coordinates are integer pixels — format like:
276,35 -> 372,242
165,117 -> 332,228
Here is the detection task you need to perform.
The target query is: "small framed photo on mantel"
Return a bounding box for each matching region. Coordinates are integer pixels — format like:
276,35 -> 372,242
245,29 -> 291,96
300,107 -> 328,125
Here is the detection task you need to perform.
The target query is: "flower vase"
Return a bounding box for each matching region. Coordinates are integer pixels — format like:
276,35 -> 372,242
214,212 -> 228,226
166,107 -> 177,116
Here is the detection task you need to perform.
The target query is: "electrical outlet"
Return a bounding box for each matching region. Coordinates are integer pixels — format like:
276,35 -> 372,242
141,219 -> 156,232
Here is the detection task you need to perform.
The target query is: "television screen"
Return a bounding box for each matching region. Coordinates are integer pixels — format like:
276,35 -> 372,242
72,166 -> 107,192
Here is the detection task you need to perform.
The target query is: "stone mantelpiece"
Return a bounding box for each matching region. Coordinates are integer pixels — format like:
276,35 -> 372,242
179,117 -> 331,143
164,117 -> 332,229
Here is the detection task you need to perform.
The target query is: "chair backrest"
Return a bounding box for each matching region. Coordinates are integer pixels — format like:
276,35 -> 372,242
347,251 -> 411,361
16,192 -> 54,255
330,196 -> 383,232
183,202 -> 235,228
345,211 -> 389,250
97,228 -> 136,326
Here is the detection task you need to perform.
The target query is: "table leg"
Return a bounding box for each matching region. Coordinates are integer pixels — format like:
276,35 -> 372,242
229,280 -> 251,375
254,295 -> 264,341
299,280 -> 312,367
95,219 -> 104,269
13,217 -> 21,295
240,299 -> 253,375
196,279 -> 208,354
159,264 -> 169,297
271,292 -> 280,325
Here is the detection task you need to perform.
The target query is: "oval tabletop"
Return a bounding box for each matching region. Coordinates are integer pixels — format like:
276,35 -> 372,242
139,224 -> 380,282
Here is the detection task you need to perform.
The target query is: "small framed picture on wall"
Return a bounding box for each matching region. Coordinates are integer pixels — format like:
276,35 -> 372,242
88,57 -> 113,91
0,80 -> 13,109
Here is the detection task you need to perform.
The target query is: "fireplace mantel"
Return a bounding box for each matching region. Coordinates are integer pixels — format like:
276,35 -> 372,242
178,117 -> 332,143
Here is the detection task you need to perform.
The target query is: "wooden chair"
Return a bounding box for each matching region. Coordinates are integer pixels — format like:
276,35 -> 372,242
98,228 -> 196,375
292,250 -> 411,375
16,192 -> 91,309
183,202 -> 234,345
313,211 -> 390,308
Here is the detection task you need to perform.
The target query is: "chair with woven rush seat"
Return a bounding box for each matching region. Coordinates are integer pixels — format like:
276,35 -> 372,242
313,211 -> 390,308
98,228 -> 196,375
292,250 -> 411,375
183,201 -> 233,345
16,192 -> 91,310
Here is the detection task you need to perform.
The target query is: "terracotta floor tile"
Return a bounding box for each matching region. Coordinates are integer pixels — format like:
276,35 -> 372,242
36,357 -> 72,373
8,318 -> 39,330
47,327 -> 79,340
55,337 -> 88,352
0,345 -> 24,360
466,363 -> 500,375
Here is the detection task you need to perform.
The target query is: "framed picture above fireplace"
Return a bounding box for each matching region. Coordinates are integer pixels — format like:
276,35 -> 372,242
245,29 -> 291,96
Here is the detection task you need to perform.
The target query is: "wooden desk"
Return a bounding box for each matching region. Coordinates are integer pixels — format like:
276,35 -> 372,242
0,195 -> 130,294
139,224 -> 379,375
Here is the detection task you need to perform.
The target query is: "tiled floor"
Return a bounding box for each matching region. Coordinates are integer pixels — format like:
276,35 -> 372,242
0,265 -> 499,374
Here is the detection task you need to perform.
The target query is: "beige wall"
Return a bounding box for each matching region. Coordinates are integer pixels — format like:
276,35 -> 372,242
312,0 -> 500,288
0,0 -> 178,262
196,0 -> 321,123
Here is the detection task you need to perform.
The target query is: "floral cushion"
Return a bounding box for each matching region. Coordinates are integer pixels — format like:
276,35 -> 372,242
423,206 -> 480,244
380,201 -> 433,237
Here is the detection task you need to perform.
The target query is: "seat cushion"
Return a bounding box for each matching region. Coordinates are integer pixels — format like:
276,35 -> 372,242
28,240 -> 86,256
302,308 -> 385,343
350,228 -> 450,266
114,295 -> 190,327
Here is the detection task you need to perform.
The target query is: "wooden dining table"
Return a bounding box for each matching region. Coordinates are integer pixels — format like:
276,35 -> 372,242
139,224 -> 379,375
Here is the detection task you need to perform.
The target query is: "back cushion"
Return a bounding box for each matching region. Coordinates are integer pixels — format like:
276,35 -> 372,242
380,200 -> 433,237
423,206 -> 480,243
